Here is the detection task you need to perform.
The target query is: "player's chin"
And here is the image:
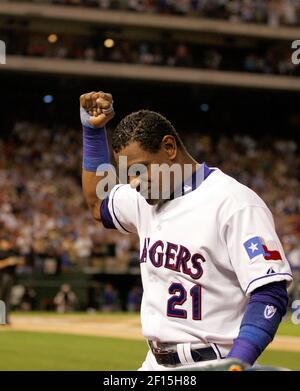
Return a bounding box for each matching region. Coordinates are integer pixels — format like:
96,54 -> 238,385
138,188 -> 160,205
144,197 -> 160,206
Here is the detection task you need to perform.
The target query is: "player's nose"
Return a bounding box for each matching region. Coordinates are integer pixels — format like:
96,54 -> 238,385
130,177 -> 141,192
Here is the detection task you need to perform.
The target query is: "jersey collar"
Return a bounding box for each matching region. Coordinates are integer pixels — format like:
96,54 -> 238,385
171,162 -> 215,200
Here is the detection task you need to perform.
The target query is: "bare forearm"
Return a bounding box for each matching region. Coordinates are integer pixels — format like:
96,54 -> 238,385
82,170 -> 103,222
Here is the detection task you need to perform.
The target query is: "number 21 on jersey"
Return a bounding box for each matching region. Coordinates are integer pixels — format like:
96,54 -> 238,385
167,282 -> 202,320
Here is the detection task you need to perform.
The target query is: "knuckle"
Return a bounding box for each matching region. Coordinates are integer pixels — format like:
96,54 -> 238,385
102,101 -> 110,109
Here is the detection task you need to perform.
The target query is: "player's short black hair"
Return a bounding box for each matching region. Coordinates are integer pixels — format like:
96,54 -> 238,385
112,110 -> 184,153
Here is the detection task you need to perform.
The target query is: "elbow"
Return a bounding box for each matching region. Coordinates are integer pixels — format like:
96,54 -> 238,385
84,193 -> 102,223
90,200 -> 102,223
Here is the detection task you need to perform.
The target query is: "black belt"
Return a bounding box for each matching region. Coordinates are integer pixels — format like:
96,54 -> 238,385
148,341 -> 217,366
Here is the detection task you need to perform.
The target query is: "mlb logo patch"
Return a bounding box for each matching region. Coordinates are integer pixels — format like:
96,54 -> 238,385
264,305 -> 277,319
243,236 -> 282,261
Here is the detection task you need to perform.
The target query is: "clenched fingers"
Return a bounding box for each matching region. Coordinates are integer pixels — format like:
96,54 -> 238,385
89,111 -> 115,127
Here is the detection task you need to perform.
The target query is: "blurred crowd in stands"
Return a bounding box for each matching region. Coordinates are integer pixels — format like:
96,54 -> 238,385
1,121 -> 300,287
0,122 -> 141,275
23,0 -> 300,27
4,31 -> 298,77
8,281 -> 142,313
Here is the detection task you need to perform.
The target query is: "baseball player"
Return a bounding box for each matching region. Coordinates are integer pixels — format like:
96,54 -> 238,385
80,91 -> 293,371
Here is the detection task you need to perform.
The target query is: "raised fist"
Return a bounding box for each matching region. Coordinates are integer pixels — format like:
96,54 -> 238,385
80,91 -> 115,128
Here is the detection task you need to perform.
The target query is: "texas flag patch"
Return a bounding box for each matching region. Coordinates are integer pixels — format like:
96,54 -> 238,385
243,236 -> 282,261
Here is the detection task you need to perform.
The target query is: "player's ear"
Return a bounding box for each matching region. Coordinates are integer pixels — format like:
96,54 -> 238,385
161,135 -> 177,160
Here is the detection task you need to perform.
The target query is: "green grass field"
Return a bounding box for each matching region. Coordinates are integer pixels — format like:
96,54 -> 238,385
0,313 -> 299,370
0,331 -> 147,370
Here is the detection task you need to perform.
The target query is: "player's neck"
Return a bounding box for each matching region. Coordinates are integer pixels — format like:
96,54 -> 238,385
176,150 -> 200,176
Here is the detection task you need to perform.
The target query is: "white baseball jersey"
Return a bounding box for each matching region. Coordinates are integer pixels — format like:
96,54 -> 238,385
101,164 -> 293,356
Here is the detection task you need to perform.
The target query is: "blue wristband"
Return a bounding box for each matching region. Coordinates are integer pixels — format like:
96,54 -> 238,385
227,337 -> 261,366
81,108 -> 110,172
227,282 -> 287,365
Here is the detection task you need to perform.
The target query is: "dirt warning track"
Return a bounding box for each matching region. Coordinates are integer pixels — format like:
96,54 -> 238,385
1,314 -> 300,352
